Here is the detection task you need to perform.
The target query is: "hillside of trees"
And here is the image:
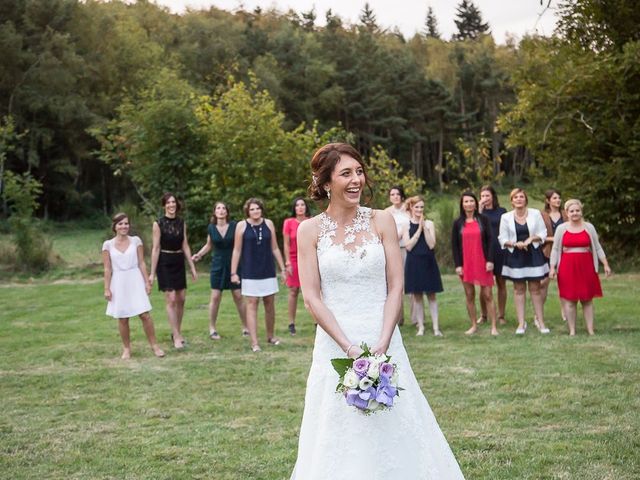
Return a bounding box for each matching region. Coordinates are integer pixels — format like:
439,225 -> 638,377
1,0 -> 638,257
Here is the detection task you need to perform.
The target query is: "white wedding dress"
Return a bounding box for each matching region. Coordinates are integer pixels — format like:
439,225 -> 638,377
291,207 -> 465,480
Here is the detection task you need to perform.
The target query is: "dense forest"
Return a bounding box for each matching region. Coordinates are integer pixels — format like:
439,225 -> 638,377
0,0 -> 638,256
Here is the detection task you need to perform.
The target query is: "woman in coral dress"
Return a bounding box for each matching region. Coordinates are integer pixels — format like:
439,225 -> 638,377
549,199 -> 611,335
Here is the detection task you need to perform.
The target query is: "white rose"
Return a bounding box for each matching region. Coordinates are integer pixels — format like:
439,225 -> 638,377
368,400 -> 381,411
343,370 -> 359,389
358,376 -> 374,391
367,362 -> 380,380
390,369 -> 399,387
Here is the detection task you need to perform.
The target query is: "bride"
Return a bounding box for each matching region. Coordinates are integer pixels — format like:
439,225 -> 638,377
291,143 -> 465,479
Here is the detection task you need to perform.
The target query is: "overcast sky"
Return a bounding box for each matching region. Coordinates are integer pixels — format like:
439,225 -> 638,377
154,0 -> 558,44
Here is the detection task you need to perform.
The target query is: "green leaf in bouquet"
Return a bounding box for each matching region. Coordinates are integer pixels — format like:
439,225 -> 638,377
331,357 -> 354,377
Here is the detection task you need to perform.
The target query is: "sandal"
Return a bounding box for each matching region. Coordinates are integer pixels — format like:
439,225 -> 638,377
209,331 -> 221,340
242,329 -> 249,337
252,344 -> 262,352
267,337 -> 281,346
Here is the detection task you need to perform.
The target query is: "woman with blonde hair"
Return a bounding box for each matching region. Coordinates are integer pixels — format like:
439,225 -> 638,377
402,195 -> 443,336
498,188 -> 550,334
549,199 -> 611,335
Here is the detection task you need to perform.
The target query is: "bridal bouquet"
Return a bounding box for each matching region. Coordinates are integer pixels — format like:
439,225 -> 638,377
331,343 -> 401,415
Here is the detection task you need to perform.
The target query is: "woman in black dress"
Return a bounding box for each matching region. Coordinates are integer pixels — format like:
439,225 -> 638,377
402,195 -> 443,337
149,193 -> 198,349
478,185 -> 508,325
193,201 -> 247,340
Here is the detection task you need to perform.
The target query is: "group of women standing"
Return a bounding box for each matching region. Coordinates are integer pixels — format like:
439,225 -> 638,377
385,185 -> 611,338
102,193 -> 310,358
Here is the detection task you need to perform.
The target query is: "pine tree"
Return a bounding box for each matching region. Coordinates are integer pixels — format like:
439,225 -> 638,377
453,0 -> 490,40
359,3 -> 378,33
423,6 -> 441,39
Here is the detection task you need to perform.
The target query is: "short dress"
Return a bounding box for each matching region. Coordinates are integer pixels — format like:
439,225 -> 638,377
557,230 -> 603,301
461,220 -> 494,287
283,217 -> 302,288
240,221 -> 279,297
482,207 -> 507,275
405,222 -> 444,294
157,216 -> 187,291
103,236 -> 152,318
502,221 -> 549,281
208,221 -> 239,290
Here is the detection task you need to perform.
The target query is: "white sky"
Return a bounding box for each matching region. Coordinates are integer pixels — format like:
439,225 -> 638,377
154,0 -> 558,44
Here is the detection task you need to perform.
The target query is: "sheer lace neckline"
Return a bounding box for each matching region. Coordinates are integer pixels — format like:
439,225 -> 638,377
318,206 -> 380,254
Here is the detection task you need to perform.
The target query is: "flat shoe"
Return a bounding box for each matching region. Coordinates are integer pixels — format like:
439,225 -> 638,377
242,329 -> 249,337
252,344 -> 261,352
540,327 -> 550,334
209,331 -> 221,340
267,337 -> 281,346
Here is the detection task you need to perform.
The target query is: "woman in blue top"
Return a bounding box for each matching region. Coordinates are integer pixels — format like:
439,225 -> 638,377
478,185 -> 508,326
231,198 -> 286,352
193,201 -> 248,340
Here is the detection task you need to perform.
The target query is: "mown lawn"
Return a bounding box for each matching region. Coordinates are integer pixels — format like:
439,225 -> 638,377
1,267 -> 639,479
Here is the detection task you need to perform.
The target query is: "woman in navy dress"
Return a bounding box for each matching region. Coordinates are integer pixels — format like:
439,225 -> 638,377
149,193 -> 198,349
402,195 -> 443,337
193,201 -> 247,339
498,189 -> 550,335
540,188 -> 568,325
478,185 -> 507,325
230,198 -> 286,352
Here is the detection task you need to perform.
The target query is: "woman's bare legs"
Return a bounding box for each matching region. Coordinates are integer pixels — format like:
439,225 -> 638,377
427,293 -> 440,335
118,318 -> 131,359
582,300 -> 595,335
513,281 -> 527,331
288,287 -> 299,334
462,283 -> 478,334
529,280 -> 549,331
165,289 -> 186,348
480,286 -> 498,335
412,293 -> 425,335
245,296 -> 260,349
209,289 -> 222,336
231,289 -> 247,334
263,294 -> 278,343
563,299 -> 578,335
140,312 -> 164,357
496,275 -> 507,324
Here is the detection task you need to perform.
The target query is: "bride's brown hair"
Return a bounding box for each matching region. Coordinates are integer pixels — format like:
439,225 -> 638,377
308,143 -> 373,202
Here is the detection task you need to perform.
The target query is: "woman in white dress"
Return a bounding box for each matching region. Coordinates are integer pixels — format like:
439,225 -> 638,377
291,143 -> 465,480
102,213 -> 165,360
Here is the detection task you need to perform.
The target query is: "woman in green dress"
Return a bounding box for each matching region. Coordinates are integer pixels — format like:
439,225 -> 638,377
193,201 -> 247,339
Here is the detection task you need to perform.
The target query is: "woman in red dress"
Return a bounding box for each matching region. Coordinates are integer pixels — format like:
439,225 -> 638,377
283,197 -> 312,335
549,199 -> 611,335
451,192 -> 499,336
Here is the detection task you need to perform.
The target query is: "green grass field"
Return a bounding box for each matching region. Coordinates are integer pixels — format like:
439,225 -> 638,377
1,228 -> 639,479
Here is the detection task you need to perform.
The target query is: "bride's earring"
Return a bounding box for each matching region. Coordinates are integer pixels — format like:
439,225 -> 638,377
325,187 -> 331,200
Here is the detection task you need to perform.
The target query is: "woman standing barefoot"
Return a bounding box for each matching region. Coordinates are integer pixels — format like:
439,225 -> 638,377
149,193 -> 197,349
103,213 -> 164,359
192,201 -> 247,340
402,196 -> 444,336
283,197 -> 311,335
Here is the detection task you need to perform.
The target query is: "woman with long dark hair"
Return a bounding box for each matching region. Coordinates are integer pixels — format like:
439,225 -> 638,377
452,192 -> 499,336
192,201 -> 247,339
283,197 -> 312,335
149,193 -> 197,349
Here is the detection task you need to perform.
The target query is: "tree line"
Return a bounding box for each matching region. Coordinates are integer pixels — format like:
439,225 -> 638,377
0,0 -> 638,259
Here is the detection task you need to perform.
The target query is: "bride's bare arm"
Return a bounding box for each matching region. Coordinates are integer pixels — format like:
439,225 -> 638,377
371,210 -> 403,355
297,217 -> 363,358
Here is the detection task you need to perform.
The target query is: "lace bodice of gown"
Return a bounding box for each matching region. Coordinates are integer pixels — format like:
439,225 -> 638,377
315,206 -> 388,357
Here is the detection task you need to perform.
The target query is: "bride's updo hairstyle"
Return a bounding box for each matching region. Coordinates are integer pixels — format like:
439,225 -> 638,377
309,143 -> 373,202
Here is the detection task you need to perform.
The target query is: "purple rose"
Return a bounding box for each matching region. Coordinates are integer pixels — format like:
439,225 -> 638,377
353,358 -> 371,377
379,362 -> 394,379
375,384 -> 398,407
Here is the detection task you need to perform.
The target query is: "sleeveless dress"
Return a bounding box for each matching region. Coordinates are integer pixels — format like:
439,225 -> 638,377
103,236 -> 151,318
482,207 -> 507,275
283,217 -> 302,288
461,220 -> 494,286
557,230 -> 602,301
404,221 -> 444,294
502,221 -> 549,281
240,220 -> 278,297
208,221 -> 239,290
157,216 -> 186,291
290,207 -> 465,480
